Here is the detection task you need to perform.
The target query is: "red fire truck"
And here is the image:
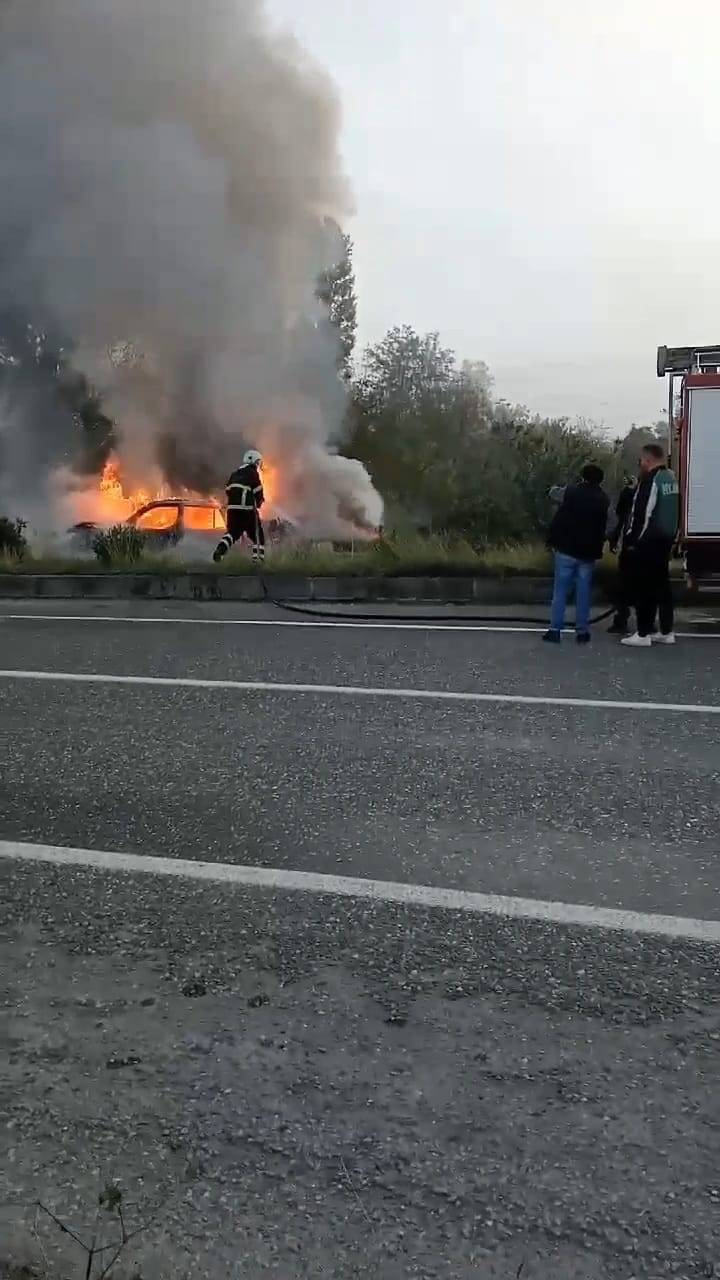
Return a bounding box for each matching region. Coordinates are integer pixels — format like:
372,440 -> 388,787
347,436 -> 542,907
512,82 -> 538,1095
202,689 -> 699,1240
657,343 -> 720,587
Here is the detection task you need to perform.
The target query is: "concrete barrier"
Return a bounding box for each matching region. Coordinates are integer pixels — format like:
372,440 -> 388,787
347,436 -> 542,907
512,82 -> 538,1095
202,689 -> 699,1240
0,571 -> 563,604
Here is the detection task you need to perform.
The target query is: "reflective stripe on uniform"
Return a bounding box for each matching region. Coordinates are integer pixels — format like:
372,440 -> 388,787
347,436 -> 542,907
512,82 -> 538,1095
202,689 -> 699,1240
226,482 -> 262,511
226,486 -> 253,509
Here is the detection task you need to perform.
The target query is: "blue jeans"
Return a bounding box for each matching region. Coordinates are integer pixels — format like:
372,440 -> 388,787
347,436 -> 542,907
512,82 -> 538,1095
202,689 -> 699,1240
550,551 -> 593,633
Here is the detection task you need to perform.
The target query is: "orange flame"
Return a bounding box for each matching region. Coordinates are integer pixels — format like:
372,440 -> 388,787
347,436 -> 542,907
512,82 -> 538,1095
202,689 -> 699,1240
73,454 -> 277,530
96,457 -> 160,523
259,460 -> 276,509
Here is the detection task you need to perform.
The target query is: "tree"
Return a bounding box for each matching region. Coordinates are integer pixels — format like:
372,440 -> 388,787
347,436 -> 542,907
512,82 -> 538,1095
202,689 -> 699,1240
316,222 -> 357,380
347,323 -> 633,541
615,421 -> 669,478
488,404 -> 617,531
346,326 -> 492,526
357,326 -> 456,411
461,359 -> 493,397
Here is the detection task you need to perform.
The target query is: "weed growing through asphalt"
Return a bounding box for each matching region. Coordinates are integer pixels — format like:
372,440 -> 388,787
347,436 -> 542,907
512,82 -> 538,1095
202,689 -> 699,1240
29,1183 -> 157,1279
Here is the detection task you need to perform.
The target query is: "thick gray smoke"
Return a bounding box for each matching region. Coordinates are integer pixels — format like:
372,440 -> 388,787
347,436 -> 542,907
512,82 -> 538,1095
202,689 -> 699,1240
0,0 -> 382,534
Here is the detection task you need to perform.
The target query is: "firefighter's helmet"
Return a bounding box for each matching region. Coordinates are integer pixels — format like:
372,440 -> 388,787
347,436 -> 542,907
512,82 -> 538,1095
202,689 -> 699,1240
243,449 -> 263,468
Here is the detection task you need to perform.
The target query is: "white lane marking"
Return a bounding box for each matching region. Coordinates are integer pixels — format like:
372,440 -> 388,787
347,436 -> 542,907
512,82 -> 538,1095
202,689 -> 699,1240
0,612 -> 546,634
0,667 -> 719,714
1,839 -> 719,944
1,612 -> 718,639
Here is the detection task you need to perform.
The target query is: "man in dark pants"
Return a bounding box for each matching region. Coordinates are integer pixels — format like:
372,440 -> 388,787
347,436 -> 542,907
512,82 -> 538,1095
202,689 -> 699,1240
213,448 -> 265,563
620,443 -> 679,648
607,476 -> 636,634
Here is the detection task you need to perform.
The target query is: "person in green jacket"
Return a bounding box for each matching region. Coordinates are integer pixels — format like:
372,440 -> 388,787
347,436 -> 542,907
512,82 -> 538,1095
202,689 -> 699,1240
620,443 -> 679,648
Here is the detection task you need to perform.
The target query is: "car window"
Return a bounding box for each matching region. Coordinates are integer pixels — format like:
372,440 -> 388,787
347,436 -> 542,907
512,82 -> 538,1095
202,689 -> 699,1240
134,505 -> 179,531
182,506 -> 223,532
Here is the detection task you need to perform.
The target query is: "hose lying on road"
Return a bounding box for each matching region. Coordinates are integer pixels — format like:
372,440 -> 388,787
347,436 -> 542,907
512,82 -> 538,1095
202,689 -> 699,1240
256,572 -> 615,626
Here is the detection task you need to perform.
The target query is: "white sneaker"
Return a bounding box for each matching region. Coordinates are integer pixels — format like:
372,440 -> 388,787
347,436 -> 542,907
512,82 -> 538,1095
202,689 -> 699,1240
621,633 -> 652,648
651,632 -> 676,645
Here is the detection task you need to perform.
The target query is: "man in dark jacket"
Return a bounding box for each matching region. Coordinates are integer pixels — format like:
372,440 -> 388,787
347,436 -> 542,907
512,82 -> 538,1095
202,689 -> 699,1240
543,464 -> 609,645
212,448 -> 265,563
607,476 -> 636,634
620,443 -> 678,648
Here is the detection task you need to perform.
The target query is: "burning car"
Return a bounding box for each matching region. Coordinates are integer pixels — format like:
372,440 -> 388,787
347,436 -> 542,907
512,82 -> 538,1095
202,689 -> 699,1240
65,454 -> 378,554
66,456 -> 298,553
68,497 -> 296,551
125,498 -> 296,545
129,498 -> 224,538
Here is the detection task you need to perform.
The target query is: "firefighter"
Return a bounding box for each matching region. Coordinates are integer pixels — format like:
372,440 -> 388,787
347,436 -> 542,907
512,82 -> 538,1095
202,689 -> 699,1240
212,449 -> 265,563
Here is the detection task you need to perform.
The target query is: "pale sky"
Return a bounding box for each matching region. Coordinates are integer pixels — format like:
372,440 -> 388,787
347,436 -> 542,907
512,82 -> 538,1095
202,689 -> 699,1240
268,0 -> 720,432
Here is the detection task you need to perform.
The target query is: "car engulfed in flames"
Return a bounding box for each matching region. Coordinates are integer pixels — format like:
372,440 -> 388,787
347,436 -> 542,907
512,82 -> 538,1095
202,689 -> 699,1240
66,455 -> 368,554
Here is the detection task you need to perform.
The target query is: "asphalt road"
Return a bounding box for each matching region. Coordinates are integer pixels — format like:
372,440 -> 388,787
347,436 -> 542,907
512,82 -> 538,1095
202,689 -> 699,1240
1,601 -> 719,1278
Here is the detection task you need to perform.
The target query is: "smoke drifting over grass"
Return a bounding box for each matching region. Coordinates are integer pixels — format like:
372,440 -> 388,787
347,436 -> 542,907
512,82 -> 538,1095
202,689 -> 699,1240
0,0 -> 382,533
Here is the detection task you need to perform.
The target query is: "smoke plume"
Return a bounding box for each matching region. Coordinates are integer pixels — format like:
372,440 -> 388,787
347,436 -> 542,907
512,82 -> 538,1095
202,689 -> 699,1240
0,0 -> 382,534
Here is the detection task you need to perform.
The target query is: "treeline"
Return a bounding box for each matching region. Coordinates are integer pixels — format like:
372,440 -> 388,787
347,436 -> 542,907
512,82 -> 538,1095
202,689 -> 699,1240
342,325 -> 666,542
322,235 -> 666,543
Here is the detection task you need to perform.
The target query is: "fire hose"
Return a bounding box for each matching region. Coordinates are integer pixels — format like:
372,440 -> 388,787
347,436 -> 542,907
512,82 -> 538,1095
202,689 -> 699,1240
255,558 -> 615,626
251,509 -> 615,625
261,583 -> 614,626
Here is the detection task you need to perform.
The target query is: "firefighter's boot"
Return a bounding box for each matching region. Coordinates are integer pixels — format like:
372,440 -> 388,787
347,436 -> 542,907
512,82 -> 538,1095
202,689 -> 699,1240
213,534 -> 232,563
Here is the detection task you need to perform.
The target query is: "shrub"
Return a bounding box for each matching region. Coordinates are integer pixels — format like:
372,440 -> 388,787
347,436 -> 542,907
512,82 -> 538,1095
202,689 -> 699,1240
92,523 -> 146,565
0,516 -> 28,560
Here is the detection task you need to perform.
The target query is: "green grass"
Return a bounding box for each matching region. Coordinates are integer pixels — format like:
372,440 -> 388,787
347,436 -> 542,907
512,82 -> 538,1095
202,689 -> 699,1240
0,537 -> 579,579
262,536 -> 558,577
0,551 -> 194,575
476,542 -> 553,577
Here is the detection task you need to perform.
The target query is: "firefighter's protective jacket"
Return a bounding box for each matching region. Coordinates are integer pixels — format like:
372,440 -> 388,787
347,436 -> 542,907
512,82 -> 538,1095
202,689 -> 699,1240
225,464 -> 264,511
626,466 -> 678,547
